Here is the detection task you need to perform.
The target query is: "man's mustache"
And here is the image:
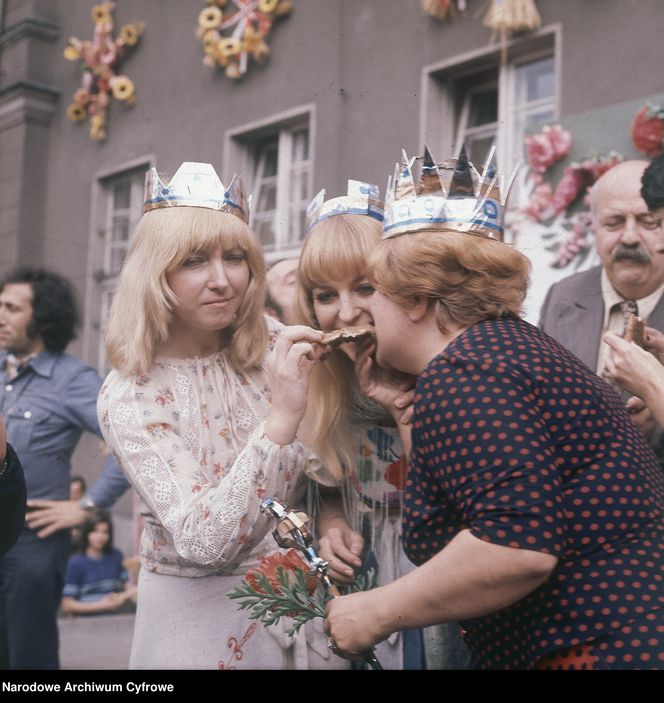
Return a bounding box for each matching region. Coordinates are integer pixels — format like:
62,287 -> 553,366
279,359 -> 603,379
611,245 -> 651,264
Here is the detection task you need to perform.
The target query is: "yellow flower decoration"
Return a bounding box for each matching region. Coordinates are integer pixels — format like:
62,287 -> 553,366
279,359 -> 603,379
218,37 -> 241,59
91,2 -> 114,26
198,6 -> 223,30
242,26 -> 269,62
197,0 -> 292,80
259,0 -> 279,12
225,62 -> 242,79
202,31 -> 217,51
119,23 -> 143,46
275,0 -> 293,16
63,44 -> 81,61
90,113 -> 107,141
111,76 -> 135,101
66,103 -> 87,121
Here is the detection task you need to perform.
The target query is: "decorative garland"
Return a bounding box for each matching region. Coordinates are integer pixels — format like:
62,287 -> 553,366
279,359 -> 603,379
519,124 -> 624,269
197,0 -> 293,80
64,2 -> 144,141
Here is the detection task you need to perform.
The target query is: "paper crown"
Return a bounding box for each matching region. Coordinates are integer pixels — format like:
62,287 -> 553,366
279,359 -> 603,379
382,145 -> 517,241
143,162 -> 251,223
306,180 -> 384,233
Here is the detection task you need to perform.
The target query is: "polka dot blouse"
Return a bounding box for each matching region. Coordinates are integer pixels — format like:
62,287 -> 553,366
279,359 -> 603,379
403,317 -> 664,669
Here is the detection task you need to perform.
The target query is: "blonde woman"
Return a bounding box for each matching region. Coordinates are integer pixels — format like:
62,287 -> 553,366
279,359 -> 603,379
98,162 -> 336,670
297,183 -> 469,669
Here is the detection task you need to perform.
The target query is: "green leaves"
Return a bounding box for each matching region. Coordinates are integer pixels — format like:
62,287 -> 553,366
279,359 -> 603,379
228,566 -> 326,636
228,564 -> 379,638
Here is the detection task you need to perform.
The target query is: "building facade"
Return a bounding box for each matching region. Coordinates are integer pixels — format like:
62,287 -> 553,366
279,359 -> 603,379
1,0 -> 663,530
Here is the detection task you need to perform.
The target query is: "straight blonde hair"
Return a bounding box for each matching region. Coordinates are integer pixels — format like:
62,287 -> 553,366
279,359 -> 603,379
297,214 -> 383,481
105,207 -> 267,376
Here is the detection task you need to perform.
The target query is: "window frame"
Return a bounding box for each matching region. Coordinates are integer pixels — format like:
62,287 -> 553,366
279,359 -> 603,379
224,104 -> 316,263
83,155 -> 154,372
420,24 -> 562,188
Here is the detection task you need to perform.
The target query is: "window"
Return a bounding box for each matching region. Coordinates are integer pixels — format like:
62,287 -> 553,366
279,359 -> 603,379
85,163 -> 148,372
423,30 -> 559,204
225,107 -> 314,260
102,175 -> 142,279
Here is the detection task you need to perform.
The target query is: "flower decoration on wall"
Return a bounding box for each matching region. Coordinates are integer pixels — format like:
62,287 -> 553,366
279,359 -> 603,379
519,124 -> 624,269
197,0 -> 293,80
631,103 -> 664,159
421,0 -> 466,21
64,2 -> 144,141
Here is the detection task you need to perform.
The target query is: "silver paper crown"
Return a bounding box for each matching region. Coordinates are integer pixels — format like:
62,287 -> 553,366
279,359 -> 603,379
306,180 -> 384,233
143,162 -> 251,223
382,145 -> 518,241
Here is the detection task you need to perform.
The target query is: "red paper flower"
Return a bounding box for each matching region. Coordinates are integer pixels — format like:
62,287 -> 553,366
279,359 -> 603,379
246,549 -> 318,598
631,105 -> 664,158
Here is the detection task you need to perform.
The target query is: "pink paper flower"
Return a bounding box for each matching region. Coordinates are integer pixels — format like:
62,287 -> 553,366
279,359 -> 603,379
551,166 -> 590,215
521,182 -> 554,222
525,125 -> 572,173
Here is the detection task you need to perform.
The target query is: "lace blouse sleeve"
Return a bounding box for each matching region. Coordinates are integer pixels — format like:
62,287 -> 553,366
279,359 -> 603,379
98,372 -> 320,568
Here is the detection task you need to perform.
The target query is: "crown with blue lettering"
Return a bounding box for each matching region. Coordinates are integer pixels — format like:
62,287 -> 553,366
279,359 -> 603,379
306,180 -> 384,233
143,162 -> 251,223
382,145 -> 517,241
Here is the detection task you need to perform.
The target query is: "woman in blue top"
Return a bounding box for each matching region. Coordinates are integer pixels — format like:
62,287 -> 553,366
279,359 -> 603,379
61,511 -> 136,616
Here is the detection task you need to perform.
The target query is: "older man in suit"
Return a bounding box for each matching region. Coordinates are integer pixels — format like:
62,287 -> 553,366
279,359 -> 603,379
540,160 -> 664,437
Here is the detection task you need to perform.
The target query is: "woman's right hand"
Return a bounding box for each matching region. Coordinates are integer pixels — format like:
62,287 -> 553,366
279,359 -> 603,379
318,519 -> 364,585
265,325 -> 325,445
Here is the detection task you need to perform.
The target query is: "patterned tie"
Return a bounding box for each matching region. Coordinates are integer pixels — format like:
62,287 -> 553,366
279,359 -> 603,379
620,299 -> 639,321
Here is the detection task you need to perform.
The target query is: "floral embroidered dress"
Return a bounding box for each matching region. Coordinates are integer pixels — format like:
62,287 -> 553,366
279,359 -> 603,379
97,317 -> 340,670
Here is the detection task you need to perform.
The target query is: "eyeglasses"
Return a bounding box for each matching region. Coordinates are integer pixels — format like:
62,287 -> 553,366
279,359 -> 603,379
601,213 -> 663,233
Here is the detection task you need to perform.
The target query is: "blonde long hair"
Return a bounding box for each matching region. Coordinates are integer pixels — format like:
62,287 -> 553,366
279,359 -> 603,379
105,207 -> 267,376
297,214 -> 383,481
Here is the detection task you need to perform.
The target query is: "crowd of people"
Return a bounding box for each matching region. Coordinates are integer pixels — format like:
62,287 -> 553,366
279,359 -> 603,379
0,149 -> 663,670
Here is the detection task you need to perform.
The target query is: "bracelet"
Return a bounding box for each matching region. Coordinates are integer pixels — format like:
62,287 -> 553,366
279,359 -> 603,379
0,457 -> 8,476
79,496 -> 96,511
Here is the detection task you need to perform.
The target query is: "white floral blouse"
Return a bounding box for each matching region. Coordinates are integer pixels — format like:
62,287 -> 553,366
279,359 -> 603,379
97,317 -> 324,578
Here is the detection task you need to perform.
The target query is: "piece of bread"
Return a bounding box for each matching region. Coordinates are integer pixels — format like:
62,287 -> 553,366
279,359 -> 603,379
624,314 -> 645,346
321,325 -> 376,349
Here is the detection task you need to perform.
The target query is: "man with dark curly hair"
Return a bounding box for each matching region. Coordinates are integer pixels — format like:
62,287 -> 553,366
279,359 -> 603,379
0,267 -> 128,670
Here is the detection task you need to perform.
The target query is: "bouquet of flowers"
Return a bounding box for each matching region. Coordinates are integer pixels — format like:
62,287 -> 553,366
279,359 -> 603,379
228,548 -> 376,636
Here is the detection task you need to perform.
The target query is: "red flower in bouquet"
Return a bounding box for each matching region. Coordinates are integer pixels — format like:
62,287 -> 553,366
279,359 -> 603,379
632,104 -> 664,158
246,549 -> 319,598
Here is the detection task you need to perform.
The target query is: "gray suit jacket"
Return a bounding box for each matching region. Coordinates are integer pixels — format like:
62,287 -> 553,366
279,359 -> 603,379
539,265 -> 664,370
